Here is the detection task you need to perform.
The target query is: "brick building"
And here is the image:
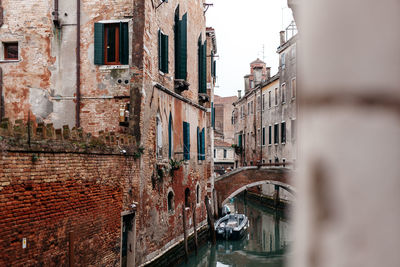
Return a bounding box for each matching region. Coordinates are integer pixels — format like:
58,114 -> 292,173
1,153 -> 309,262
0,0 -> 217,266
213,95 -> 237,144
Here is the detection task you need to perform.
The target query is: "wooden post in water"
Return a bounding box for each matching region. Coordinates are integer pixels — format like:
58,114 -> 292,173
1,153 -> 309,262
205,196 -> 216,245
182,206 -> 189,261
193,204 -> 198,254
69,231 -> 74,267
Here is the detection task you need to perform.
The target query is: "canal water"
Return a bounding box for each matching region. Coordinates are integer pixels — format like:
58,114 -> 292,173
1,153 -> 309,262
178,193 -> 292,267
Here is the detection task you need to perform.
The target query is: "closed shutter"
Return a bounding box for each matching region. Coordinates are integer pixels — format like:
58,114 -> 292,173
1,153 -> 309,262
281,122 -> 286,143
269,126 -> 272,144
176,13 -> 187,80
201,40 -> 207,93
183,121 -> 190,160
158,30 -> 162,71
198,36 -> 202,93
162,34 -> 169,73
238,134 -> 242,147
94,23 -> 104,65
120,22 -> 129,65
211,102 -> 214,129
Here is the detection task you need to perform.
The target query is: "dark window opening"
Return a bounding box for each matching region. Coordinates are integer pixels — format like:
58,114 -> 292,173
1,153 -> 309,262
274,124 -> 279,144
4,42 -> 18,60
262,127 -> 266,146
283,159 -> 286,167
196,185 -> 200,204
119,103 -> 130,127
185,188 -> 190,208
269,126 -> 272,145
281,122 -> 286,143
94,22 -> 128,65
158,29 -> 169,73
223,149 -> 227,159
168,191 -> 174,212
105,24 -> 119,64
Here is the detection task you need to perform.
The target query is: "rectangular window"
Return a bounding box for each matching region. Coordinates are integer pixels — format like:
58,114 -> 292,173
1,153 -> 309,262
291,78 -> 296,98
268,91 -> 271,108
198,36 -> 207,93
248,102 -> 250,115
183,121 -> 190,160
94,22 -> 129,65
281,53 -> 286,69
223,149 -> 227,159
214,149 -> 216,158
262,94 -> 265,111
238,134 -> 242,147
257,96 -> 261,110
281,122 -> 286,143
175,12 -> 188,80
268,125 -> 272,145
262,127 -> 266,146
291,119 -> 296,141
274,124 -> 279,144
275,88 -> 278,106
281,84 -> 286,103
158,30 -> 169,73
4,42 -> 18,60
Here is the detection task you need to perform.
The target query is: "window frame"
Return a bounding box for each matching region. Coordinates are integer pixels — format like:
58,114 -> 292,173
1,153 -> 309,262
281,121 -> 286,144
3,42 -> 19,60
274,88 -> 278,106
291,78 -> 296,99
274,123 -> 279,145
281,83 -> 286,104
104,23 -> 120,65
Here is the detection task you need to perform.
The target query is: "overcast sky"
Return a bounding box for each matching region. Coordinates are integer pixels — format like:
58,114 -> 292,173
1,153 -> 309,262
206,0 -> 294,97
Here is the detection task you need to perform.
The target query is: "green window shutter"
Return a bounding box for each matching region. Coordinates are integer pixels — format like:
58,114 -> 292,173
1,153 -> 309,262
158,30 -> 162,71
211,102 -> 215,129
238,134 -> 242,147
213,60 -> 216,78
119,22 -> 129,65
269,126 -> 272,145
197,127 -> 200,160
183,121 -> 190,160
162,34 -> 169,73
177,13 -> 187,80
201,41 -> 207,93
168,113 -> 172,158
94,23 -> 104,65
201,128 -> 205,160
198,36 -> 202,93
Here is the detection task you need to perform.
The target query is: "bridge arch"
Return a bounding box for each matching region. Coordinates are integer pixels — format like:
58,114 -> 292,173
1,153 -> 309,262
214,166 -> 294,212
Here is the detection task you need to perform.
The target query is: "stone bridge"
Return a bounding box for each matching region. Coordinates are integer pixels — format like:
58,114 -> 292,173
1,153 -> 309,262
213,166 -> 294,213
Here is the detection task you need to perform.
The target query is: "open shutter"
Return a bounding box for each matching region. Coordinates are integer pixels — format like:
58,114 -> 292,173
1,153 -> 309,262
177,13 -> 187,80
158,30 -> 162,71
197,127 -> 200,160
162,34 -> 169,73
120,22 -> 129,65
94,23 -> 104,65
201,40 -> 207,93
201,128 -> 205,160
238,134 -> 242,147
198,36 -> 202,93
211,102 -> 215,129
168,113 -> 172,158
183,121 -> 190,160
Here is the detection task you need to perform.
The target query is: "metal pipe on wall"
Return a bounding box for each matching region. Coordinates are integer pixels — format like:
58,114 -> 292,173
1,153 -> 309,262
75,0 -> 81,128
0,67 -> 3,119
0,0 -> 3,27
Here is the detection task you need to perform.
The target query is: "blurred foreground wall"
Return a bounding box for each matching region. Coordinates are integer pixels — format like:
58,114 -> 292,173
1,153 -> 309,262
290,0 -> 400,266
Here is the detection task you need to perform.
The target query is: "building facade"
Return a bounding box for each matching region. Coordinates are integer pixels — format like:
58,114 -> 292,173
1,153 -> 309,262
213,139 -> 235,175
233,25 -> 297,168
0,0 -> 217,266
214,95 -> 237,144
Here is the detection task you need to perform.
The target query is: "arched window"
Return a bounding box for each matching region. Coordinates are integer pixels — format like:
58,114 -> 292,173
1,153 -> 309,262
156,112 -> 163,158
168,191 -> 174,212
185,188 -> 190,208
196,184 -> 200,204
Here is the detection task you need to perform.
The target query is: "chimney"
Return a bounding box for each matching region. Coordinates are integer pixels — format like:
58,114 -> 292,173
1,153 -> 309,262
266,67 -> 271,79
238,90 -> 242,99
280,30 -> 285,46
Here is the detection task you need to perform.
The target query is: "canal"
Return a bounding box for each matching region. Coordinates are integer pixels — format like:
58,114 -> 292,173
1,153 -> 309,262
178,193 -> 292,267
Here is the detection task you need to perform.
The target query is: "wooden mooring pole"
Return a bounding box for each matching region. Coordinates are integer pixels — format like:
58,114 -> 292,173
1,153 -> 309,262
182,207 -> 189,261
205,196 -> 216,245
193,205 -> 198,255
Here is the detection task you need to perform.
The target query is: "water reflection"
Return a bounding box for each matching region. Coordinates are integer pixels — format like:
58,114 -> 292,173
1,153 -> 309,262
178,193 -> 292,267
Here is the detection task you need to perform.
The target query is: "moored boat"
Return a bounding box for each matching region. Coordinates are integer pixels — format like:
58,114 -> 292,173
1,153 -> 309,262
214,213 -> 249,240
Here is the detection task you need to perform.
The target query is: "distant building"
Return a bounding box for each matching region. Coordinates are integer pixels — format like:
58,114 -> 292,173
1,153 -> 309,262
214,95 -> 237,144
213,139 -> 235,175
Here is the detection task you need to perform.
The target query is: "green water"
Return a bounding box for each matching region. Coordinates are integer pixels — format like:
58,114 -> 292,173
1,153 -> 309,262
178,194 -> 292,267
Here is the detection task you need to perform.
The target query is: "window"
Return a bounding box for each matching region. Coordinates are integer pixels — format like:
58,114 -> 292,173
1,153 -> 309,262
196,185 -> 200,204
168,191 -> 174,212
185,188 -> 190,208
183,121 -> 190,160
175,8 -> 188,80
247,102 -> 250,115
198,35 -> 207,93
119,103 -> 130,127
281,84 -> 286,103
291,78 -> 296,98
291,119 -> 296,141
262,94 -> 265,111
275,88 -> 278,106
281,53 -> 285,69
211,102 -> 215,129
168,113 -> 173,158
156,113 -> 163,158
94,22 -> 129,65
250,80 -> 254,88
214,149 -> 216,158
257,129 -> 261,145
268,91 -> 272,108
262,127 -> 266,146
257,96 -> 261,110
158,30 -> 169,73
283,158 -> 286,167
4,42 -> 18,60
223,149 -> 227,159
268,126 -> 272,145
197,127 -> 205,160
281,122 -> 286,144
274,124 -> 279,144
240,106 -> 243,118
238,134 -> 242,148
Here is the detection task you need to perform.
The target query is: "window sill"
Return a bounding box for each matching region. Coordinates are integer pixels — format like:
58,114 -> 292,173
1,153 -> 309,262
0,59 -> 20,63
99,65 -> 129,70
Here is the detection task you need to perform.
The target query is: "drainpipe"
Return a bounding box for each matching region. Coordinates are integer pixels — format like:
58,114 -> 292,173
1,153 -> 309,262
0,0 -> 3,27
76,0 -> 81,128
0,67 -> 3,119
53,0 -> 60,28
